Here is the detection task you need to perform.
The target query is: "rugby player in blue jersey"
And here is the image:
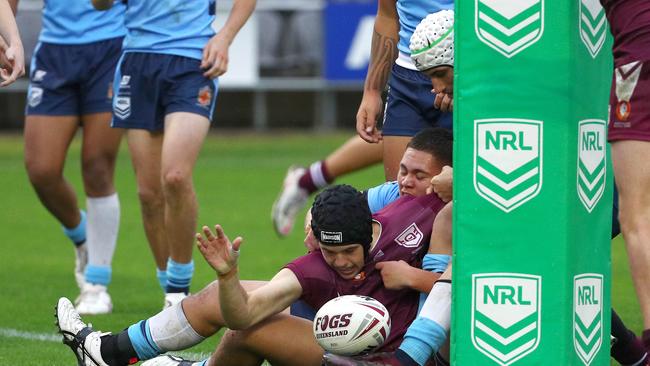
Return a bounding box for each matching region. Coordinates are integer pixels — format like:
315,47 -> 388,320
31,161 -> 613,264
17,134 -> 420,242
92,0 -> 256,307
22,0 -> 125,314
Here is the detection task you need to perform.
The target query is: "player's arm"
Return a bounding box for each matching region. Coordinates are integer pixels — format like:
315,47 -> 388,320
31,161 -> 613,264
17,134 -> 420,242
91,0 -> 113,11
356,0 -> 398,143
0,0 -> 24,87
223,268 -> 303,329
375,260 -> 441,292
201,0 -> 256,78
196,224 -> 302,330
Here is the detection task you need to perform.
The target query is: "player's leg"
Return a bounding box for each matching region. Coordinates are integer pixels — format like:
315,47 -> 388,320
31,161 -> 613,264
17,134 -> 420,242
23,42 -> 89,288
24,115 -> 87,286
127,129 -> 169,283
73,36 -> 125,313
210,313 -> 323,366
55,281 -> 269,364
160,111 -> 210,300
612,140 -> 650,332
75,112 -> 123,314
397,265 -> 452,366
272,135 -> 383,236
24,116 -> 81,229
157,53 -> 217,302
611,308 -> 649,365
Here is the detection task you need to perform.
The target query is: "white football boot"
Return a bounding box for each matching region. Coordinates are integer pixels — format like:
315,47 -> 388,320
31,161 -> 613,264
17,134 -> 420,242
55,297 -> 110,366
75,284 -> 113,315
141,355 -> 202,366
163,292 -> 187,310
74,243 -> 88,289
271,166 -> 309,237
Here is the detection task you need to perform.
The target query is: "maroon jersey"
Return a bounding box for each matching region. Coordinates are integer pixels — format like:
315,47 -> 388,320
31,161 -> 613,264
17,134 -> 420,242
602,0 -> 650,141
285,193 -> 446,352
601,0 -> 650,66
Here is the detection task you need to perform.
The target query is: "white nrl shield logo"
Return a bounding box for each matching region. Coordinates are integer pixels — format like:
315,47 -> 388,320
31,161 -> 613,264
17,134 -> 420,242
475,0 -> 544,58
474,119 -> 543,212
579,0 -> 607,58
113,96 -> 131,120
472,273 -> 542,366
577,120 -> 606,212
573,274 -> 603,366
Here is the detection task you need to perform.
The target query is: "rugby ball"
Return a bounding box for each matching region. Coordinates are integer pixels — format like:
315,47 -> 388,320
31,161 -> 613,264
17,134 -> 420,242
313,295 -> 391,356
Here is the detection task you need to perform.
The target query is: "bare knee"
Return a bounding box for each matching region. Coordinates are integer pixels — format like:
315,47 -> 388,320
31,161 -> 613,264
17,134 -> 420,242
25,159 -> 62,189
138,187 -> 164,215
162,169 -> 192,195
183,282 -> 224,334
82,154 -> 116,195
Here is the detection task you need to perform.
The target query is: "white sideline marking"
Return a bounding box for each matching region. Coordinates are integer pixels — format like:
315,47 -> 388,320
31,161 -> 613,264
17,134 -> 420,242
0,327 -> 61,342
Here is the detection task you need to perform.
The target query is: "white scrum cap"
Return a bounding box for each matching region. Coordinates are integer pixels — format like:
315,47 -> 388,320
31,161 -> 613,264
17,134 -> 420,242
409,10 -> 455,71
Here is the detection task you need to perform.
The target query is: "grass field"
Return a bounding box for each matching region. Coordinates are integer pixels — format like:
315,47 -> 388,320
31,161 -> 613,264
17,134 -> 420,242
0,131 -> 641,365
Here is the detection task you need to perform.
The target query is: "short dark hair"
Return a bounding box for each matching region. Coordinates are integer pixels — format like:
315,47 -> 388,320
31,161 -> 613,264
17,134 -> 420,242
406,127 -> 453,166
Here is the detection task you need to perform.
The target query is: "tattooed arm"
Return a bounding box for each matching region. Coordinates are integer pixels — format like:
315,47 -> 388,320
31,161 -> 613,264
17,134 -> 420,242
355,0 -> 399,143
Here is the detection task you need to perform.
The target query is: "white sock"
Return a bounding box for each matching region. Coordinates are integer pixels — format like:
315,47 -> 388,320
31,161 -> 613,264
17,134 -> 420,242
420,281 -> 452,329
86,193 -> 120,268
149,302 -> 205,351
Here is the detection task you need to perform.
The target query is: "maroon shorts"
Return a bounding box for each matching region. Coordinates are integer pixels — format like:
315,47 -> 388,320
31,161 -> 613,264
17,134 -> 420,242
608,60 -> 650,142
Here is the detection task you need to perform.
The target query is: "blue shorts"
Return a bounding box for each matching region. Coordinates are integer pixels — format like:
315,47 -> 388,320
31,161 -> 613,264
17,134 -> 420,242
25,37 -> 123,116
382,64 -> 453,136
111,52 -> 218,131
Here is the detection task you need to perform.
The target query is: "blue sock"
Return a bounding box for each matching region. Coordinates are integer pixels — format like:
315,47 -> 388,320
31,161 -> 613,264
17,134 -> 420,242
419,254 -> 451,312
127,320 -> 161,360
63,210 -> 86,246
196,360 -> 209,366
85,265 -> 111,286
399,317 -> 447,366
166,259 -> 193,293
156,268 -> 168,292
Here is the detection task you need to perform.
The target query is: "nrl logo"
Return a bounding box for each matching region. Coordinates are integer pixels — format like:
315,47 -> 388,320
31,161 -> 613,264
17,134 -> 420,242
577,120 -> 606,212
474,119 -> 543,212
573,274 -> 603,365
472,273 -> 542,366
579,0 -> 607,58
475,0 -> 544,58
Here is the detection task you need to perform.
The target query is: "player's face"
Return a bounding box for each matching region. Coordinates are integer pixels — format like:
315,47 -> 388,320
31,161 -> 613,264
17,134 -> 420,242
319,243 -> 365,280
425,66 -> 454,96
398,148 -> 444,197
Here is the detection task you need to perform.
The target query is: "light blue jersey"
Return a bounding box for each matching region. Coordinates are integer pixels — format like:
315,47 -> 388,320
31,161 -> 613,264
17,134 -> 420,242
396,0 -> 453,55
367,181 -> 400,214
39,0 -> 126,44
122,0 -> 215,60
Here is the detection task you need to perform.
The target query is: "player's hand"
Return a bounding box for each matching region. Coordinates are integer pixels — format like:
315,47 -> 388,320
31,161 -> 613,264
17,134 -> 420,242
0,41 -> 24,87
356,92 -> 383,143
428,165 -> 453,202
375,260 -> 412,290
433,92 -> 453,112
201,33 -> 230,79
196,224 -> 242,277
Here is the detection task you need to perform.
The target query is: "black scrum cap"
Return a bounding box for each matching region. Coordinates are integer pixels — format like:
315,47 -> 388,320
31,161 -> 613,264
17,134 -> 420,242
311,184 -> 373,250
